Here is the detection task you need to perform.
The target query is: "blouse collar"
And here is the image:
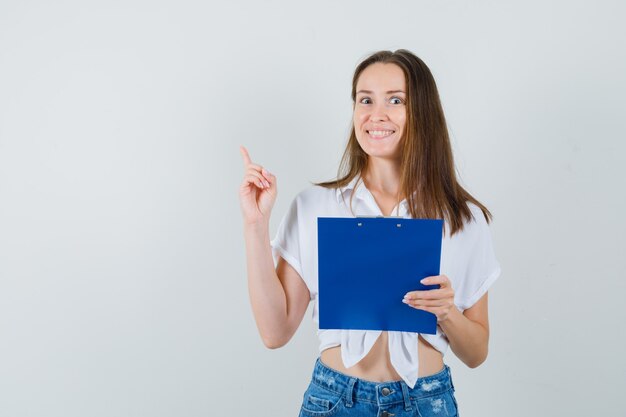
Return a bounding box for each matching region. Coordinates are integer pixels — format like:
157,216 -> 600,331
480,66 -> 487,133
335,175 -> 410,215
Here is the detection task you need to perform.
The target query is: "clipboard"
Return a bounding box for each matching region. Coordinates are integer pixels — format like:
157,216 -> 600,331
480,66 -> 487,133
317,216 -> 443,334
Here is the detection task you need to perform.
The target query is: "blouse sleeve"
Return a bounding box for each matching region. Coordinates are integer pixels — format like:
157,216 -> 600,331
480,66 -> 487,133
454,209 -> 502,311
269,195 -> 312,300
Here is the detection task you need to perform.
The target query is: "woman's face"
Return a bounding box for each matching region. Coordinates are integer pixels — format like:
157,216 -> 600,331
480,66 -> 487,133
353,62 -> 407,161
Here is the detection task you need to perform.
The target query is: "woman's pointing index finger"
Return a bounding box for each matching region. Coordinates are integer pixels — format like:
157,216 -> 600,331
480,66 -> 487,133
239,145 -> 252,166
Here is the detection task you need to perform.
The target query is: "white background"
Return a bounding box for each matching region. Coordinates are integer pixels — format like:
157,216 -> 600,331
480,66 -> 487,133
1,1 -> 624,416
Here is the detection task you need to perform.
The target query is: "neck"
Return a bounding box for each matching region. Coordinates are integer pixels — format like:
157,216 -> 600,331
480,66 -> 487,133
362,157 -> 403,198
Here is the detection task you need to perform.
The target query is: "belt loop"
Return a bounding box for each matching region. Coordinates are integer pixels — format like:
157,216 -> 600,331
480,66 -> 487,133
344,378 -> 357,408
401,382 -> 412,411
447,365 -> 455,391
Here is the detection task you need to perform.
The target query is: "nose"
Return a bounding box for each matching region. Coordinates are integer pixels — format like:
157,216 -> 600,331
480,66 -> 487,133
369,101 -> 389,121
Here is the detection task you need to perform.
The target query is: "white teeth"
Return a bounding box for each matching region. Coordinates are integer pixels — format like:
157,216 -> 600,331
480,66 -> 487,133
368,130 -> 394,137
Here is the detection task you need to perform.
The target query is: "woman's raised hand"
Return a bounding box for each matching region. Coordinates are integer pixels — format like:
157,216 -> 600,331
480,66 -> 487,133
239,145 -> 277,225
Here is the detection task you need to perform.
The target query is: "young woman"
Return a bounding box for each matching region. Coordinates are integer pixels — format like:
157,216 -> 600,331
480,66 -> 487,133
239,49 -> 501,417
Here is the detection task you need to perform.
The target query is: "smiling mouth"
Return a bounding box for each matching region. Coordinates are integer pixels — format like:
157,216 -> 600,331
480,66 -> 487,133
367,130 -> 395,138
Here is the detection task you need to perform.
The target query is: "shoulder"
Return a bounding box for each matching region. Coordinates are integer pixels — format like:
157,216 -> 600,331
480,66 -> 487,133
447,201 -> 492,242
292,183 -> 338,209
463,201 -> 490,241
467,202 -> 490,226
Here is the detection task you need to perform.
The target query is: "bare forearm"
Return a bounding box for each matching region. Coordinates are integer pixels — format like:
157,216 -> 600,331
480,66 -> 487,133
243,220 -> 288,347
438,307 -> 488,368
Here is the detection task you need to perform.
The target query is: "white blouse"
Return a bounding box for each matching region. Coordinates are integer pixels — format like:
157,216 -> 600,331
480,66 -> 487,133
270,175 -> 501,389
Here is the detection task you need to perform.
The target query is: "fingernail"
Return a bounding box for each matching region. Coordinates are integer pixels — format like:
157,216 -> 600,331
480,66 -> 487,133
264,180 -> 270,187
420,279 -> 426,284
402,299 -> 408,304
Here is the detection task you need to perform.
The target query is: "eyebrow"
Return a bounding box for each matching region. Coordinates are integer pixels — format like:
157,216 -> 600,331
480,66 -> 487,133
356,90 -> 406,94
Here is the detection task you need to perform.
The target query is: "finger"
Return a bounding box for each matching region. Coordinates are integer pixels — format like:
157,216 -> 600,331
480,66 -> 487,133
261,167 -> 274,184
408,304 -> 445,319
239,145 -> 252,166
404,289 -> 439,300
420,275 -> 449,288
246,168 -> 271,188
239,147 -> 272,182
404,288 -> 451,300
247,166 -> 274,186
404,298 -> 447,307
403,301 -> 435,314
246,162 -> 264,172
244,173 -> 269,189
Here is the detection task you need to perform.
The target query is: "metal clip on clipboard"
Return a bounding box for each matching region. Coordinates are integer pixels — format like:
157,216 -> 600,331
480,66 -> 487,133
355,214 -> 404,227
356,215 -> 404,218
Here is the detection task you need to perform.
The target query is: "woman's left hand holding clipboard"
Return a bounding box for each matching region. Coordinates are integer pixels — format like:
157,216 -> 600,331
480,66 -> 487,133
402,275 -> 456,323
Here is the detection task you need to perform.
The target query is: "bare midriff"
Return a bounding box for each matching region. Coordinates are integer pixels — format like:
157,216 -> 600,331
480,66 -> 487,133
319,331 -> 444,382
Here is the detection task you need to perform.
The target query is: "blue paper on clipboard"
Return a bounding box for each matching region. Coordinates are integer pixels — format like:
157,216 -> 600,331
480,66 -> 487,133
317,217 -> 443,334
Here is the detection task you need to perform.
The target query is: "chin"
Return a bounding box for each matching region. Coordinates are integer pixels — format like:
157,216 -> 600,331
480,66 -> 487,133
364,150 -> 400,160
359,142 -> 400,157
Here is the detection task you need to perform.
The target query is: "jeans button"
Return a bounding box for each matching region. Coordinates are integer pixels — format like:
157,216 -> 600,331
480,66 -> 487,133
381,387 -> 391,396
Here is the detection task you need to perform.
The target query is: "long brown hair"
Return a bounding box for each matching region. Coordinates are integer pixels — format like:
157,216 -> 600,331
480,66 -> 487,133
314,49 -> 492,236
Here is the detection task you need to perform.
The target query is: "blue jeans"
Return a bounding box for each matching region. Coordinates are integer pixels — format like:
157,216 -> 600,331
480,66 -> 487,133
298,357 -> 459,417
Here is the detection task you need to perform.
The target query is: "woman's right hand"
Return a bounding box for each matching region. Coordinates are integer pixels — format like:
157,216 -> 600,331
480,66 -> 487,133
239,145 -> 277,225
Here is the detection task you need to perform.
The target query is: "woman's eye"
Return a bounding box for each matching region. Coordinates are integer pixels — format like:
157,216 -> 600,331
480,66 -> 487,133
360,97 -> 371,104
390,97 -> 403,104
